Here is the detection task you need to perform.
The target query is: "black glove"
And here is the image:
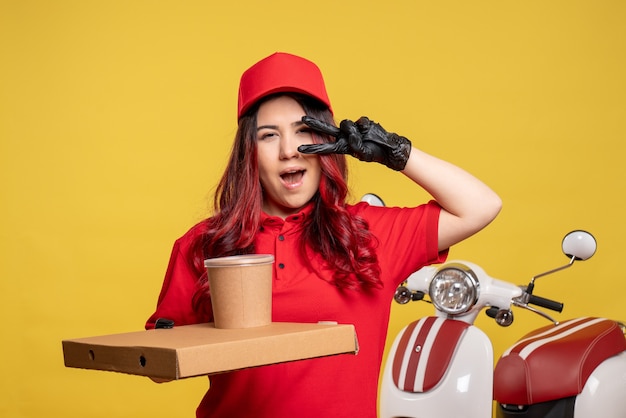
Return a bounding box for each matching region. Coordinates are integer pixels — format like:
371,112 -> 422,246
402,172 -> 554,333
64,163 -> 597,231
298,116 -> 412,171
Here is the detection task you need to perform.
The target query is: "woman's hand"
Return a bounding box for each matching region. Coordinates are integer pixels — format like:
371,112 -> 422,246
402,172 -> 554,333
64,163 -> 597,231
149,377 -> 173,383
298,116 -> 411,171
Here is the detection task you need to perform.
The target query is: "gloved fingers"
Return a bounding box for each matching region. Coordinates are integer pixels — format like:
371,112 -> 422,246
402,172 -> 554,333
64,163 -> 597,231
302,116 -> 341,138
355,116 -> 395,149
298,138 -> 349,155
339,119 -> 365,153
355,116 -> 372,132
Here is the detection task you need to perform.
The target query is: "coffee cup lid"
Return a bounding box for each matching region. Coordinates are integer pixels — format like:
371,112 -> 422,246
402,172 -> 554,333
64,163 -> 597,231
204,254 -> 275,268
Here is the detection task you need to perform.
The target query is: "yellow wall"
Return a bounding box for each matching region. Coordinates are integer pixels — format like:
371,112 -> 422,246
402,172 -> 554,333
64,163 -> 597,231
1,1 -> 625,416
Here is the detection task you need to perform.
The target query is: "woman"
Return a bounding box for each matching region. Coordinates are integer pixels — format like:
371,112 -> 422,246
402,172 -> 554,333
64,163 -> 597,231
146,52 -> 502,418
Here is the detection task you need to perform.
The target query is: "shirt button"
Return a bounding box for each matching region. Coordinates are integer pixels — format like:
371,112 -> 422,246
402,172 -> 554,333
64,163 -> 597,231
278,235 -> 285,241
278,263 -> 285,269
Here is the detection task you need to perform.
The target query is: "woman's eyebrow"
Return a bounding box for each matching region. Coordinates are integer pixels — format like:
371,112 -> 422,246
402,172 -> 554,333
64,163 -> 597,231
256,124 -> 278,131
257,120 -> 306,131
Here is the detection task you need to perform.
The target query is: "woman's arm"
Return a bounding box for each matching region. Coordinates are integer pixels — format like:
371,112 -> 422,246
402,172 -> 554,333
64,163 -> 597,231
299,116 -> 502,250
401,146 -> 502,251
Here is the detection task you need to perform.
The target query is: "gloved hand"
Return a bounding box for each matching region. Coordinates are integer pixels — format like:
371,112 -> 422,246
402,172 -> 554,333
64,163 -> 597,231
298,116 -> 412,171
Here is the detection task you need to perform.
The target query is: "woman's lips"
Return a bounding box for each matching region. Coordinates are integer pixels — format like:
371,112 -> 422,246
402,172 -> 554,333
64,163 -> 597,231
280,168 -> 306,189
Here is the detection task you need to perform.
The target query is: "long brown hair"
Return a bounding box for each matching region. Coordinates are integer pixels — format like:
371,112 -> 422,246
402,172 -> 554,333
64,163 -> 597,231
191,94 -> 381,315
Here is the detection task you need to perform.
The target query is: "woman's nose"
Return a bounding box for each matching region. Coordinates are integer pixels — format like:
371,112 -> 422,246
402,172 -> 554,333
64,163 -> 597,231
279,135 -> 300,159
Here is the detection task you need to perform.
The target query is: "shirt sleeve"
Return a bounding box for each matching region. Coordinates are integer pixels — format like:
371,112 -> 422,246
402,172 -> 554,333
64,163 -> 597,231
355,200 -> 448,287
145,231 -> 209,329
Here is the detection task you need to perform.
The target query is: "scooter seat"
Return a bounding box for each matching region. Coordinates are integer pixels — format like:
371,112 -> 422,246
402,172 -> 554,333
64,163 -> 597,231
493,317 -> 626,405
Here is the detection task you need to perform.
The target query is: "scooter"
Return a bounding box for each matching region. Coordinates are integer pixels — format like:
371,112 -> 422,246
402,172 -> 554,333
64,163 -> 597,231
379,230 -> 626,418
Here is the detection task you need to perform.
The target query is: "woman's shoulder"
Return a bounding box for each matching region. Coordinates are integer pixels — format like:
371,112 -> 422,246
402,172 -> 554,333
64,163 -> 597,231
346,200 -> 440,216
345,201 -> 384,215
347,200 -> 442,233
173,218 -> 211,247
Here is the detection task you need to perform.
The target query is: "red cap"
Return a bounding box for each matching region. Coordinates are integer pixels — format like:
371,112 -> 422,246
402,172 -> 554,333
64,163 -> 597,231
237,52 -> 333,119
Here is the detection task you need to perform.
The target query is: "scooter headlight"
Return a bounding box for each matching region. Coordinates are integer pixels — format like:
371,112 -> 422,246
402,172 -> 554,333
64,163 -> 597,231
429,263 -> 479,315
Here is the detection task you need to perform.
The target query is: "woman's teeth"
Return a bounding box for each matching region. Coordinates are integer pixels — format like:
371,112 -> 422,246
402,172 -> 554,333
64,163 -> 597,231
281,170 -> 304,184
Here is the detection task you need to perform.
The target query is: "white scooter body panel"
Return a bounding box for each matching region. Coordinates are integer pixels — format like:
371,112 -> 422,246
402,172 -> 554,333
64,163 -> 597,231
574,351 -> 626,418
380,321 -> 493,418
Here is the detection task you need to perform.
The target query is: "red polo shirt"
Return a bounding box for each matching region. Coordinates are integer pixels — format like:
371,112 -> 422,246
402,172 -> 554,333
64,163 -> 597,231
146,201 -> 446,418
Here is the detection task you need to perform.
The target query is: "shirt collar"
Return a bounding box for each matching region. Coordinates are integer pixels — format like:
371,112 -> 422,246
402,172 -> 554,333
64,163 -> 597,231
260,203 -> 314,226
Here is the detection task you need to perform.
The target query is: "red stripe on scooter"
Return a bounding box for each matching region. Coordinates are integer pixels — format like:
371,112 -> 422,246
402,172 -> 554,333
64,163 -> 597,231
403,317 -> 437,391
391,319 -> 420,387
423,320 -> 470,391
391,317 -> 437,392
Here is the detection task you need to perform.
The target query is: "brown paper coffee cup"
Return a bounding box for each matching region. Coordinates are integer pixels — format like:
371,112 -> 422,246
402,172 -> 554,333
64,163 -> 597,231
204,254 -> 274,329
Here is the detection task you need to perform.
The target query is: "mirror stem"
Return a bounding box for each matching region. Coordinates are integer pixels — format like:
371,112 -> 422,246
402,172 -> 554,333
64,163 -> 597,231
526,256 -> 576,294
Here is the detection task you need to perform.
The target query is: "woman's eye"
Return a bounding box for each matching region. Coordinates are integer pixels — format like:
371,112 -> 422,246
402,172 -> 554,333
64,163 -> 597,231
259,132 -> 277,141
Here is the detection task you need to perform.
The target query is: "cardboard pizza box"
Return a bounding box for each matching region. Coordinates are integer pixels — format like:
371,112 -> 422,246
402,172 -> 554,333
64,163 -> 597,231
62,322 -> 358,380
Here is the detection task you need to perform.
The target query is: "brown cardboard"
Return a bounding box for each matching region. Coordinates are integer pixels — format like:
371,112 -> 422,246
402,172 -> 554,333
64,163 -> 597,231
204,254 -> 274,329
62,322 -> 358,380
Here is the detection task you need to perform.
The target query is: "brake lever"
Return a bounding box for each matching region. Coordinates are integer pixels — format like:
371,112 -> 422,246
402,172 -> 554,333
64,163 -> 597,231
512,298 -> 559,325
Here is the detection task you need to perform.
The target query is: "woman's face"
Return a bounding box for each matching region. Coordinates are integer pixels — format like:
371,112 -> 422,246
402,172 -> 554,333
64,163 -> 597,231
256,95 -> 322,218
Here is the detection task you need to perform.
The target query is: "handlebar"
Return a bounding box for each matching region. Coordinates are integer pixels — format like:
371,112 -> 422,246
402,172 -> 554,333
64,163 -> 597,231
398,259 -> 570,325
527,294 -> 564,313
